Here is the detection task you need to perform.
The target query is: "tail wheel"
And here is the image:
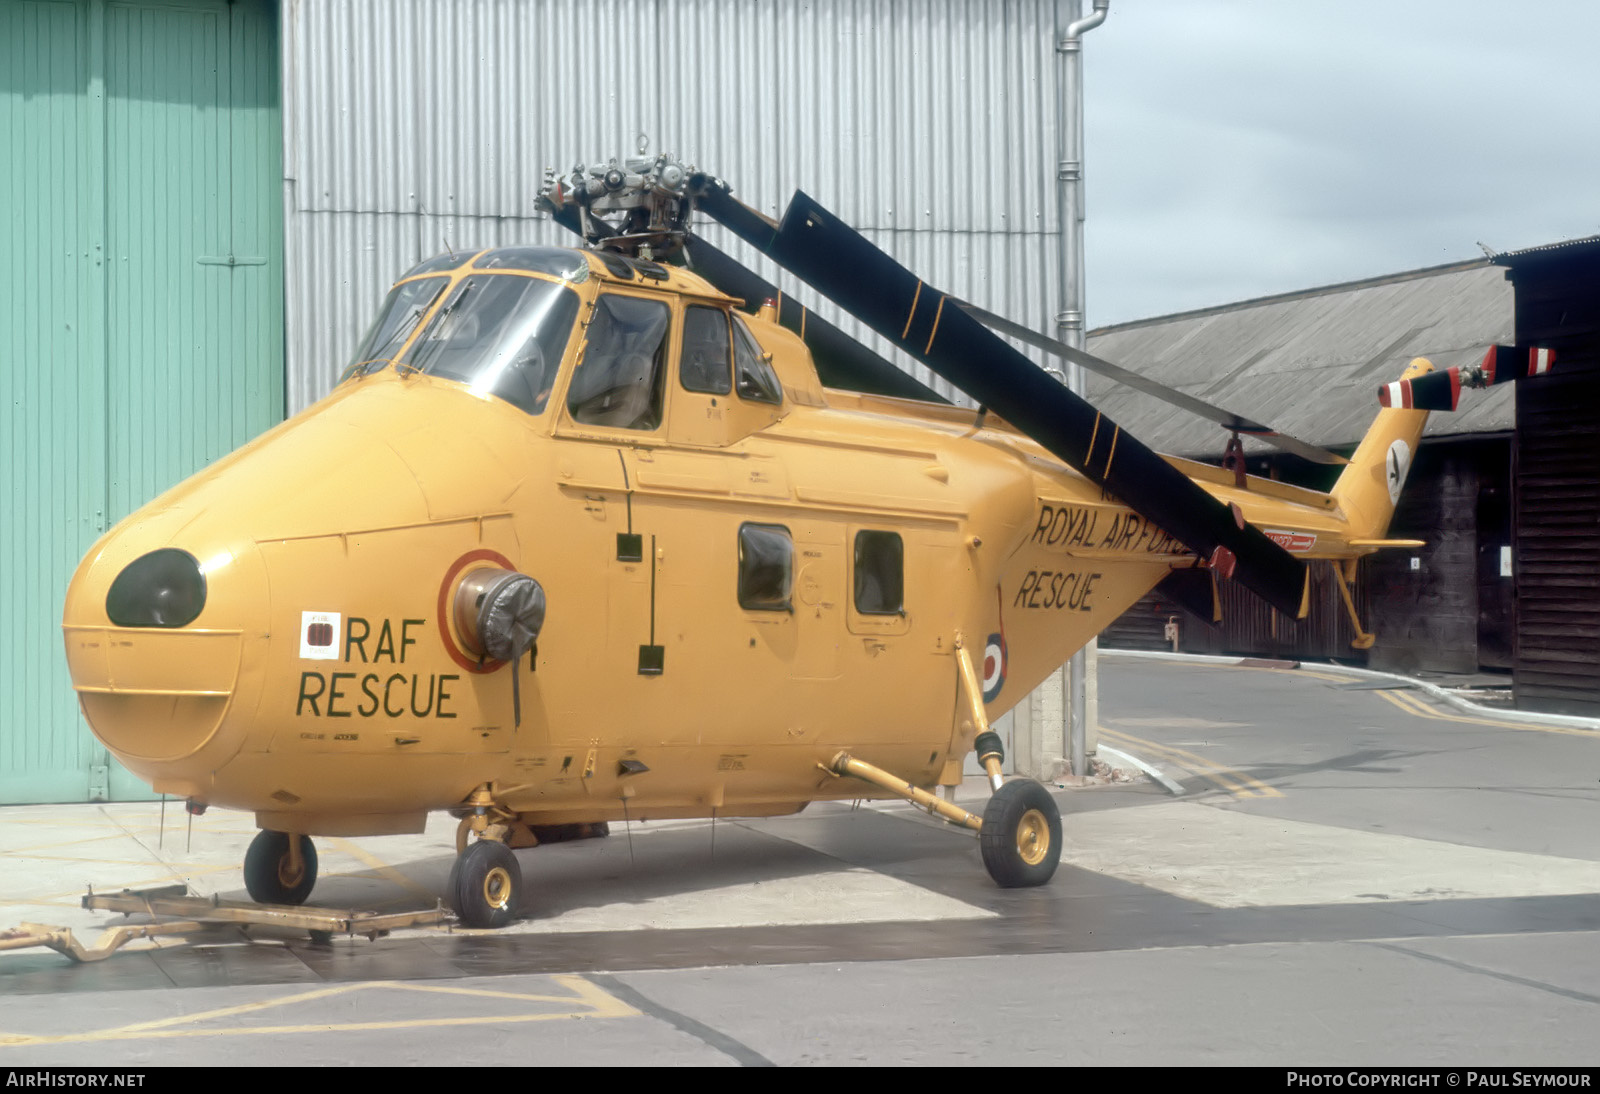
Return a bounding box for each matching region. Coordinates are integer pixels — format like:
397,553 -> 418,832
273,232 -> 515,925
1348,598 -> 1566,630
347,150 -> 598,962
450,839 -> 522,929
979,779 -> 1062,888
243,830 -> 319,905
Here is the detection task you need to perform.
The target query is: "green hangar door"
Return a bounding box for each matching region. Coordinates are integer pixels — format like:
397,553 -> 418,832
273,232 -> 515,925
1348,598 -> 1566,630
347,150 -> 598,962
1,0 -> 282,803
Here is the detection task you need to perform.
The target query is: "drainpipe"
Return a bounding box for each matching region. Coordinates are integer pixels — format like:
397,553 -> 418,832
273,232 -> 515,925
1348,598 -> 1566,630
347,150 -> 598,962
1058,0 -> 1109,778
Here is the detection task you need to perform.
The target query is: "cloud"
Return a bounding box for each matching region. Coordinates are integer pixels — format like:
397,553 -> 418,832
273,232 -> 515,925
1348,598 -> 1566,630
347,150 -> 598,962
1082,0 -> 1600,325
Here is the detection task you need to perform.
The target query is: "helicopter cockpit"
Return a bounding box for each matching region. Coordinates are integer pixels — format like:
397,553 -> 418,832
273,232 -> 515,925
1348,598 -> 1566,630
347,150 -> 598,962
342,249 -> 586,416
336,240 -> 794,448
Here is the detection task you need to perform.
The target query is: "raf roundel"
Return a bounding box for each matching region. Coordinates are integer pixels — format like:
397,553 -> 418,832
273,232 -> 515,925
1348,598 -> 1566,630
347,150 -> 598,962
982,632 -> 1007,703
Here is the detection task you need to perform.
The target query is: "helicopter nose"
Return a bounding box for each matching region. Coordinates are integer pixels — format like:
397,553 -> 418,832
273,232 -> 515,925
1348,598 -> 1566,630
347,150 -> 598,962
64,537 -> 254,790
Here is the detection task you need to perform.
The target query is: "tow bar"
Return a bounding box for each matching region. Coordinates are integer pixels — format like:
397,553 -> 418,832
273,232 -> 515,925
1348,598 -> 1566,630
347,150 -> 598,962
0,884 -> 448,963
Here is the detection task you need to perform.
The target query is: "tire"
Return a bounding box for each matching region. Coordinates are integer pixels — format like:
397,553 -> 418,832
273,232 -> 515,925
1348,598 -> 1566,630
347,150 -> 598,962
243,830 -> 319,905
979,779 -> 1062,888
451,839 -> 522,929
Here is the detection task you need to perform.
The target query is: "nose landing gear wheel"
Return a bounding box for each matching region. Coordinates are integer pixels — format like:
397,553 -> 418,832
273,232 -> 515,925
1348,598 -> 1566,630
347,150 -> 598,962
243,830 -> 319,905
980,778 -> 1062,888
450,839 -> 522,929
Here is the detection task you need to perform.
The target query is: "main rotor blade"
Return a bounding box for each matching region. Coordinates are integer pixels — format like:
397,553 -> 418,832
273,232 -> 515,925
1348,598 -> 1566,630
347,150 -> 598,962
959,303 -> 1348,466
682,234 -> 947,402
695,184 -> 1307,617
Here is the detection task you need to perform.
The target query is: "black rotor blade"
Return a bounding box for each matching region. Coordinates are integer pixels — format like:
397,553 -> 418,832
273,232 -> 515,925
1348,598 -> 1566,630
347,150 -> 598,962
682,234 -> 946,402
959,302 -> 1348,466
695,184 -> 1307,617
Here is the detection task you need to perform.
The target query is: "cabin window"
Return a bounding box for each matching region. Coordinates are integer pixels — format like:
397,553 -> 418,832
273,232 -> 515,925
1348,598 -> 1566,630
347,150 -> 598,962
853,530 -> 904,614
344,276 -> 451,379
567,294 -> 671,430
732,316 -> 783,405
399,274 -> 580,415
680,306 -> 733,395
737,523 -> 794,612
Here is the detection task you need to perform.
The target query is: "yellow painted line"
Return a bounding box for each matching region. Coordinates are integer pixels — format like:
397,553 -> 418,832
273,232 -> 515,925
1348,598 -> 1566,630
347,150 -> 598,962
1375,688 -> 1438,720
900,280 -> 923,340
1100,729 -> 1258,799
1369,687 -> 1600,738
1103,424 -> 1120,476
0,976 -> 637,1048
1100,726 -> 1283,799
328,837 -> 437,902
923,294 -> 946,354
1187,658 -> 1598,737
1103,738 -> 1259,799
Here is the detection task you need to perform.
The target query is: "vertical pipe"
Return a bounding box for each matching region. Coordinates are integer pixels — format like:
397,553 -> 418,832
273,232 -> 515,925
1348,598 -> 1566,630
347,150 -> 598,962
1057,0 -> 1109,777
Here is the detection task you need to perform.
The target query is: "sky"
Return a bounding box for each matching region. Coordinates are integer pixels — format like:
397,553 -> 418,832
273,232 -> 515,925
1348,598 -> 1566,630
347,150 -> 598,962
1081,0 -> 1600,327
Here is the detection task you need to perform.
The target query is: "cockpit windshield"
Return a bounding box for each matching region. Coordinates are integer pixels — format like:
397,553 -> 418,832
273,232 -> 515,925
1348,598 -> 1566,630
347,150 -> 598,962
399,275 -> 581,415
344,276 -> 451,379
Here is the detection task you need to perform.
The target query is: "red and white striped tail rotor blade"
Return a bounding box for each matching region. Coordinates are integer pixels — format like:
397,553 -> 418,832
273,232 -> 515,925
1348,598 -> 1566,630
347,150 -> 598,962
1478,344 -> 1556,386
1378,368 -> 1462,412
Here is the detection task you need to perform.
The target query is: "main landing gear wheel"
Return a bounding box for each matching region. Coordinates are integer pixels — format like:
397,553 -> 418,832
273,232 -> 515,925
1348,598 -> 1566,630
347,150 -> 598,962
980,778 -> 1062,888
243,830 -> 319,905
450,839 -> 522,929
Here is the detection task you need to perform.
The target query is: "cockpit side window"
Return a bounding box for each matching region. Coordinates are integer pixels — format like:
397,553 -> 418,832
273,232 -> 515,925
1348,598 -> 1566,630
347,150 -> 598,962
400,275 -> 580,415
567,294 -> 671,431
680,306 -> 733,395
343,276 -> 450,380
732,316 -> 783,405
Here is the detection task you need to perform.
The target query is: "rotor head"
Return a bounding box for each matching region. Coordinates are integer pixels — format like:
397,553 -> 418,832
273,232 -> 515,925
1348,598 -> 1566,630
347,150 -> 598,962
538,151 -> 703,261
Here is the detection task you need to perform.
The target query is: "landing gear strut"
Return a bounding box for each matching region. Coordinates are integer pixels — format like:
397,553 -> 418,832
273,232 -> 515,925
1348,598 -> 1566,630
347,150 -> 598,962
820,635 -> 1068,888
243,830 -> 319,905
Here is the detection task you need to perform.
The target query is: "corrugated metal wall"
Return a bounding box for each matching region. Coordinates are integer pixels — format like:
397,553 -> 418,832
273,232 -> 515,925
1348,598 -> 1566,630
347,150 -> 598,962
1,0 -> 281,803
281,0 -> 1067,412
1,0 -> 106,803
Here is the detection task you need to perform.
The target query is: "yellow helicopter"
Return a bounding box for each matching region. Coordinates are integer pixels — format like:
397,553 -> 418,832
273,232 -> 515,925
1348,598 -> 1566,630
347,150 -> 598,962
62,153 -> 1450,929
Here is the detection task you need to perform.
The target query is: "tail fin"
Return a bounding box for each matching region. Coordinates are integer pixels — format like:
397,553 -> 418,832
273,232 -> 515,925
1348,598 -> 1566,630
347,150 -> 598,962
1330,357 -> 1433,541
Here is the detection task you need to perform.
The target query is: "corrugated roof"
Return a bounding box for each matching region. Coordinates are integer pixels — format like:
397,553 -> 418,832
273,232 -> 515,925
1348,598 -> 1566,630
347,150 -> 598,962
1083,260 -> 1516,458
1495,234 -> 1600,261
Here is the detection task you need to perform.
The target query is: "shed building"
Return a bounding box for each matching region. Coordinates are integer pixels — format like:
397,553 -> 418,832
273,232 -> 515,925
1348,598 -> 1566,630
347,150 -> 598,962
1498,238 -> 1600,716
1094,246 -> 1600,717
